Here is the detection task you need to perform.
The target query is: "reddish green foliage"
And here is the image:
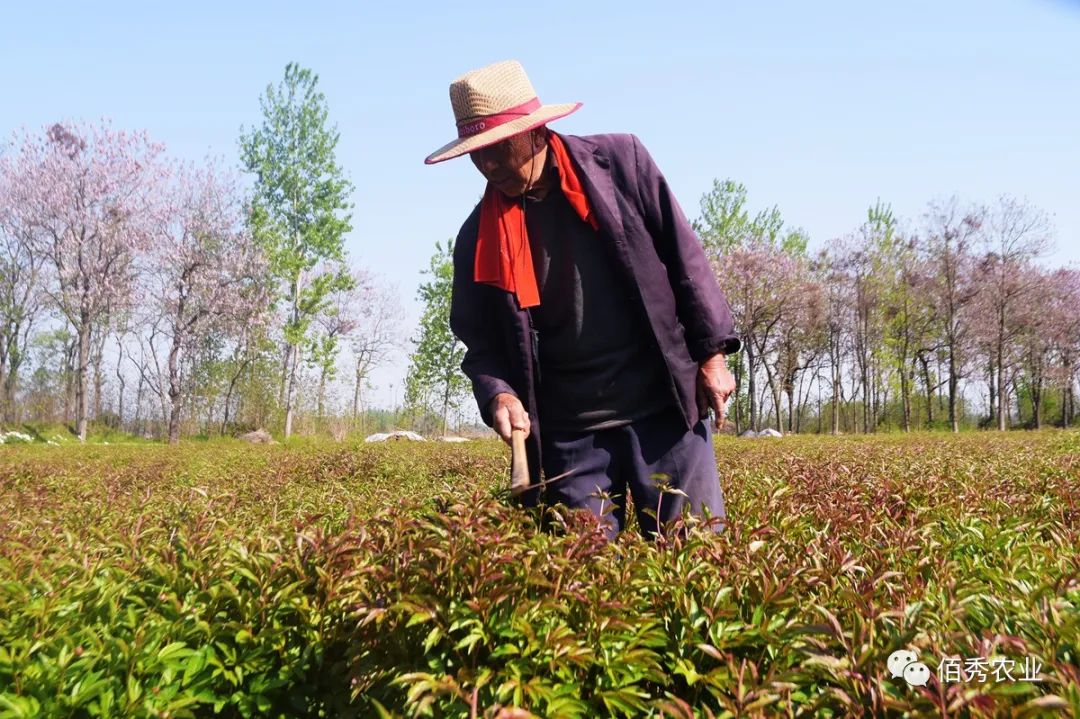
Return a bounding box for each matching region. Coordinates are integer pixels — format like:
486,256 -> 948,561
0,433 -> 1077,717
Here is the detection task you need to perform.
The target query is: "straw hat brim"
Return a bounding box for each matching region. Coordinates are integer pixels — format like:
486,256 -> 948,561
424,102 -> 582,165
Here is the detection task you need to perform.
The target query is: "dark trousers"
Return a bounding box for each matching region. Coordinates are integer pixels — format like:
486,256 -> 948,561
537,408 -> 726,540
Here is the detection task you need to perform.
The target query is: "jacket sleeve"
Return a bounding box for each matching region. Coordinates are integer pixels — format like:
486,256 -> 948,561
632,135 -> 742,361
449,221 -> 518,427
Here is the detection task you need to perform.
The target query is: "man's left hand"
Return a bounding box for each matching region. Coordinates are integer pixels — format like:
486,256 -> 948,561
697,353 -> 735,429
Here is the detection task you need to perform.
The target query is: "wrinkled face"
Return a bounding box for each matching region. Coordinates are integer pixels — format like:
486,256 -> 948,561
469,129 -> 546,198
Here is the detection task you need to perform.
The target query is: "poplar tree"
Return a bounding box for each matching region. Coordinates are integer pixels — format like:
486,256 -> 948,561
240,62 -> 354,438
404,240 -> 468,435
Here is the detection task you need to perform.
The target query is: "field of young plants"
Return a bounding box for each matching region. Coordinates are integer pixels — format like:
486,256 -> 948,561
1,431 -> 1077,718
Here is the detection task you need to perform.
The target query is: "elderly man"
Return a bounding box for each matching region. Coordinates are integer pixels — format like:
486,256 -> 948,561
425,60 -> 741,540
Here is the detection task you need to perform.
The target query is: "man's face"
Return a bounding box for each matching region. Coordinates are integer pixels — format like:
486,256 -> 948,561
469,130 -> 544,198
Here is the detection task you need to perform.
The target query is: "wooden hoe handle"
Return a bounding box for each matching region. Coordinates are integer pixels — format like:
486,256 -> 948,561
510,428 -> 529,496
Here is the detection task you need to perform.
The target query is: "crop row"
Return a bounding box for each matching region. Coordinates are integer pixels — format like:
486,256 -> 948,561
1,433 -> 1077,717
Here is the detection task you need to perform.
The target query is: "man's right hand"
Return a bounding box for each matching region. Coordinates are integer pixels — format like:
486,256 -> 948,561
490,392 -> 530,444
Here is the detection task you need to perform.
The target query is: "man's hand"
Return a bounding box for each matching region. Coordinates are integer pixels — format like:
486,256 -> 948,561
489,392 -> 530,444
697,353 -> 735,430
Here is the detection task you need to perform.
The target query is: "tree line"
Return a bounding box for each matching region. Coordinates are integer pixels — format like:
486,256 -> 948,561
698,180 -> 1077,433
401,181 -> 1078,437
3,63 -> 1076,441
0,63 -> 403,443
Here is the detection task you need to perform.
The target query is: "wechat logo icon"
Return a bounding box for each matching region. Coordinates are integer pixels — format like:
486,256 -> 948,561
888,649 -> 931,687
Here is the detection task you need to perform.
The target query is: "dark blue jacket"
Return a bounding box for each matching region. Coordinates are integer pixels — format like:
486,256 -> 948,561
449,132 -> 741,487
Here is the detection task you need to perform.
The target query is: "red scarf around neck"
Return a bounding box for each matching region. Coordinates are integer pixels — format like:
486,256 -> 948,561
473,132 -> 599,308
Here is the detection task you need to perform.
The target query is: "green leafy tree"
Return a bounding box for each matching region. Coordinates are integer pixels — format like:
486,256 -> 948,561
305,266 -> 365,423
404,240 -> 468,436
693,179 -> 752,254
239,62 -> 355,438
222,323 -> 282,435
693,179 -> 808,256
697,180 -> 809,432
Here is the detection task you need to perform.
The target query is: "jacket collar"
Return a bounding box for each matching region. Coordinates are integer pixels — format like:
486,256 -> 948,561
557,134 -> 626,249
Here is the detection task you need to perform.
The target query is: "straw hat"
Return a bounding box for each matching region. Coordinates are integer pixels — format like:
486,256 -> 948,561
424,60 -> 582,165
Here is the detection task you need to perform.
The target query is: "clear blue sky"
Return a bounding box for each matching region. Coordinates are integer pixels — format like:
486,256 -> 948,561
3,0 -> 1078,409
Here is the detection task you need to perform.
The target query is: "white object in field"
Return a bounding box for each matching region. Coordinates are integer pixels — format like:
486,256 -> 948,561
364,430 -> 427,443
759,428 -> 783,438
237,428 -> 275,444
739,430 -> 758,438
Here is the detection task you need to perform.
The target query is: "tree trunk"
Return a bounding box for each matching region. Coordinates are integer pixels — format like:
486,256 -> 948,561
1062,360 -> 1074,428
1,339 -> 16,425
1062,378 -> 1069,429
774,382 -> 783,433
848,371 -> 860,434
92,330 -> 106,422
63,335 -> 77,424
279,343 -> 289,407
759,383 -> 772,431
0,338 -> 8,422
900,366 -> 911,432
785,381 -> 796,434
830,337 -> 840,435
317,366 -> 327,422
816,378 -> 823,435
732,355 -> 743,435
167,332 -> 183,445
168,390 -> 183,443
75,319 -> 91,441
996,327 -> 1007,431
1068,372 -> 1076,427
1,322 -> 28,424
920,355 -> 933,427
948,342 -> 959,433
283,277 -> 302,438
881,383 -> 890,430
859,357 -> 869,433
761,354 -> 783,434
997,371 -> 1006,427
221,356 -> 250,436
795,366 -> 813,435
441,383 -> 450,437
207,389 -> 215,435
242,347 -> 259,426
156,368 -> 170,434
134,371 -> 144,436
114,339 -> 126,430
875,359 -> 884,430
1031,361 -> 1044,430
352,356 -> 368,434
746,340 -> 757,432
284,341 -> 299,438
869,356 -> 878,431
1011,375 -> 1021,426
